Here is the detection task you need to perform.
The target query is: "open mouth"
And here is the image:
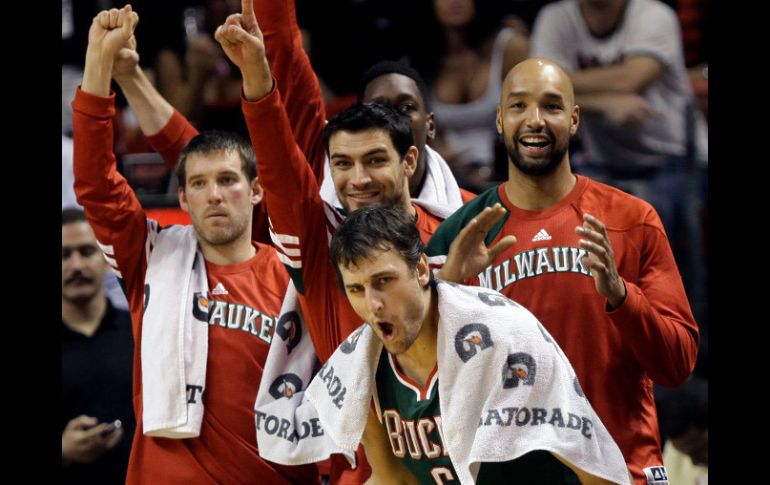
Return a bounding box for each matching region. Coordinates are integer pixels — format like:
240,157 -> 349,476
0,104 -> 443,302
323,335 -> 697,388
378,322 -> 395,340
519,135 -> 551,149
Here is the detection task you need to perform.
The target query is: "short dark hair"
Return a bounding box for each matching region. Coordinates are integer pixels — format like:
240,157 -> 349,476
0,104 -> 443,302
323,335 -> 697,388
329,205 -> 425,289
176,130 -> 257,186
357,60 -> 432,111
322,102 -> 414,160
62,208 -> 87,226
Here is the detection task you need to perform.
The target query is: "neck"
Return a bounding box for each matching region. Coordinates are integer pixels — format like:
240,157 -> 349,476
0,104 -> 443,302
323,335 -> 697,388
395,285 -> 438,386
504,160 -> 577,210
199,228 -> 257,265
401,188 -> 417,218
62,294 -> 107,337
445,27 -> 468,52
409,152 -> 428,197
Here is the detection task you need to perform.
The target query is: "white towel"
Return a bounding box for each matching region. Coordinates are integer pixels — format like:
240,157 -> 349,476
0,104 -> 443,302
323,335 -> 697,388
141,223 -> 209,438
319,145 -> 466,219
258,280 -> 631,484
254,281 -> 356,465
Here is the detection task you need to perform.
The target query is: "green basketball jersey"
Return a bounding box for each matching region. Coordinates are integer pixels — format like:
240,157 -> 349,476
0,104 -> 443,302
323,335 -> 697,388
375,349 -> 579,484
375,350 -> 459,484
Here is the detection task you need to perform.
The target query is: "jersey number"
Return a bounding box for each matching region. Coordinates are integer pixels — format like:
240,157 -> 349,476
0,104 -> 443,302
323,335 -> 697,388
430,466 -> 456,484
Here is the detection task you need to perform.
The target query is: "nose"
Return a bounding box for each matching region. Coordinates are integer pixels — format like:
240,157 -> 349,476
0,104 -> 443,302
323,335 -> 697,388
525,106 -> 545,129
207,182 -> 224,203
351,162 -> 372,187
365,287 -> 384,317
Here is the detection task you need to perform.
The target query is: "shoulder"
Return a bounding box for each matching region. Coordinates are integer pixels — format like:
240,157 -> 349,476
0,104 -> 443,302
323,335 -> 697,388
631,0 -> 678,20
427,185 -> 503,253
578,177 -> 663,233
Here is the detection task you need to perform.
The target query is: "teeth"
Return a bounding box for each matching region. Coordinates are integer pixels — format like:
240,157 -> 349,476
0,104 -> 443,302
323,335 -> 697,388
521,137 -> 549,144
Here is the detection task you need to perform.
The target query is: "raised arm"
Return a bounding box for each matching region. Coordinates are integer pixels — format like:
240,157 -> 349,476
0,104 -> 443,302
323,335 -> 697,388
110,34 -> 199,166
249,0 -> 328,181
74,4 -> 149,310
215,6 -> 343,359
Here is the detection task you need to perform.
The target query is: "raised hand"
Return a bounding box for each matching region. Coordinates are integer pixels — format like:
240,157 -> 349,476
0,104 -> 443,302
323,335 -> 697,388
576,213 -> 626,309
437,204 -> 517,283
213,0 -> 272,99
87,5 -> 139,63
111,34 -> 140,81
82,4 -> 139,96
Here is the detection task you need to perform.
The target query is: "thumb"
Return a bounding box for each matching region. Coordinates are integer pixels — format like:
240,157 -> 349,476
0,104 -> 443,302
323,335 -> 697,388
226,24 -> 258,45
488,235 -> 517,261
70,415 -> 97,430
116,48 -> 139,63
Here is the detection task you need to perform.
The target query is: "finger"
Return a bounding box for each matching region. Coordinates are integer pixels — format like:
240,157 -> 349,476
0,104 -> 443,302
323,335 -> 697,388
224,13 -> 243,27
83,423 -> 112,439
97,11 -> 110,29
454,217 -> 485,249
118,9 -> 134,37
582,256 -> 608,276
127,34 -> 137,51
225,24 -> 253,43
475,204 -> 507,233
578,239 -> 609,261
104,427 -> 125,449
241,0 -> 257,30
116,48 -> 139,63
582,213 -> 608,237
108,8 -> 120,28
214,25 -> 231,46
488,235 -> 517,261
127,10 -> 140,34
69,415 -> 98,430
575,225 -> 605,246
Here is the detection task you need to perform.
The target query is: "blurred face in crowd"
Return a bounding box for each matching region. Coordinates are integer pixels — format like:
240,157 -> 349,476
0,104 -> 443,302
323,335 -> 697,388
329,130 -> 417,213
497,58 -> 579,177
62,221 -> 107,305
338,247 -> 431,355
578,0 -> 628,37
363,74 -> 435,195
434,0 -> 475,28
179,149 -> 262,248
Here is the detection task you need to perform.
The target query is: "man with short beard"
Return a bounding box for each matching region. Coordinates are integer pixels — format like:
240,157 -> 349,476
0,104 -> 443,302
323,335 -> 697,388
427,58 -> 699,485
62,208 -> 135,484
71,5 -> 319,483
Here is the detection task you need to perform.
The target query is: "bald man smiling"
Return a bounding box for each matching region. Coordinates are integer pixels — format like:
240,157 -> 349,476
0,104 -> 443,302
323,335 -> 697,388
428,58 -> 699,484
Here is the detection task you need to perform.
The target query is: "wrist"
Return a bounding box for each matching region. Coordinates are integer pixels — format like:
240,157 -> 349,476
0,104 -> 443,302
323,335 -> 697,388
606,280 -> 627,311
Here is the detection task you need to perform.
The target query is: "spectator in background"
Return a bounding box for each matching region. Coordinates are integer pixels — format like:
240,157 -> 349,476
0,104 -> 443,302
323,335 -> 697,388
62,208 -> 136,484
63,136 -> 129,310
530,0 -> 708,331
656,377 -> 708,485
411,0 -> 529,192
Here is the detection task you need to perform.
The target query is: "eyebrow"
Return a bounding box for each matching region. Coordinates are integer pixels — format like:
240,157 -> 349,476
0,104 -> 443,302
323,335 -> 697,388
370,270 -> 398,279
187,169 -> 241,180
506,91 -> 565,102
330,147 -> 390,160
375,94 -> 418,104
